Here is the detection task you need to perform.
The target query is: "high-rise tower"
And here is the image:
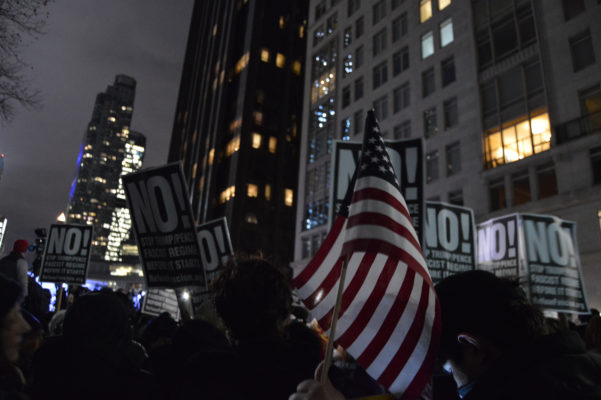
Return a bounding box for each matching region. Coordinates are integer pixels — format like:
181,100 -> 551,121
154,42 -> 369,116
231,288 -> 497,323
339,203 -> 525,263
295,0 -> 601,307
68,75 -> 146,262
168,0 -> 309,264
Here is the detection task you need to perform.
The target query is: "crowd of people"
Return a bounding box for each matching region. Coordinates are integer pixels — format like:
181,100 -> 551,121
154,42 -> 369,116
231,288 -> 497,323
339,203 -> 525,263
1,238 -> 601,399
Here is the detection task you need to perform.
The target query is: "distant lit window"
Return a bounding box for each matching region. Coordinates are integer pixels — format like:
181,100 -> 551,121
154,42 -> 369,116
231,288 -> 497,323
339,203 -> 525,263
420,0 -> 432,23
343,53 -> 353,77
247,184 -> 258,198
219,186 -> 236,204
279,16 -> 285,29
107,116 -> 116,123
276,53 -> 286,68
292,60 -> 302,75
483,110 -> 551,168
269,137 -> 277,153
244,213 -> 258,224
285,189 -> 294,206
440,18 -> 454,47
226,136 -> 241,156
252,133 -> 262,149
313,25 -> 326,46
235,52 -> 250,74
342,117 -> 351,140
421,31 -> 434,59
265,184 -> 272,201
439,0 -> 451,10
260,48 -> 270,62
299,25 -> 305,38
344,26 -> 352,48
254,111 -> 263,125
326,13 -> 338,35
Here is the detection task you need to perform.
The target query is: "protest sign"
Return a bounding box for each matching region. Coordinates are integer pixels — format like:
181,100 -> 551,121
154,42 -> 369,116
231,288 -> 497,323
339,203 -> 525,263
141,289 -> 180,320
476,214 -> 523,279
522,214 -> 588,313
40,224 -> 93,284
332,138 -> 424,244
424,202 -> 476,284
189,218 -> 234,316
123,163 -> 206,288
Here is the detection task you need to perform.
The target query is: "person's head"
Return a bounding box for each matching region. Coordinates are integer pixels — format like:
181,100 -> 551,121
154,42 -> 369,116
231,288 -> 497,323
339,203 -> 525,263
0,275 -> 30,363
212,256 -> 292,343
435,270 -> 545,388
63,291 -> 131,348
12,239 -> 29,255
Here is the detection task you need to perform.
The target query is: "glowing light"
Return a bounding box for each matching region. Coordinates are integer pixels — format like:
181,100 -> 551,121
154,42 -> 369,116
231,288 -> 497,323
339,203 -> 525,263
56,212 -> 66,222
181,291 -> 190,301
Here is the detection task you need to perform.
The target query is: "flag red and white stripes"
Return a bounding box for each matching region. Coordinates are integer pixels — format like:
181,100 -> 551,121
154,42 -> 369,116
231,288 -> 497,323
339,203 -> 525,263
293,111 -> 440,397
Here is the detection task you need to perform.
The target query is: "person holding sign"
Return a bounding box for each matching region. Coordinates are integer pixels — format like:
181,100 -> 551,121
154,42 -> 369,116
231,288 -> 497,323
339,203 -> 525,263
435,270 -> 601,400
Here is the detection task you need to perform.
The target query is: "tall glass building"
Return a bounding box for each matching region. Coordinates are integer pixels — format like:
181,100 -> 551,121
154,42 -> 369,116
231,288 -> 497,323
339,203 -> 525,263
68,75 -> 146,263
168,0 -> 309,264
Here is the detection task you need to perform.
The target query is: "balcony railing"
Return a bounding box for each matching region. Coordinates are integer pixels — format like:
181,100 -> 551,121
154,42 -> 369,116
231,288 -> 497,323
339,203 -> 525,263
555,110 -> 601,145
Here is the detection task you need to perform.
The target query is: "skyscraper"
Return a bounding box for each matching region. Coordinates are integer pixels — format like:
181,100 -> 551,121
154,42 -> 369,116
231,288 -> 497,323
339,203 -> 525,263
168,0 -> 308,263
295,0 -> 601,307
68,75 -> 146,263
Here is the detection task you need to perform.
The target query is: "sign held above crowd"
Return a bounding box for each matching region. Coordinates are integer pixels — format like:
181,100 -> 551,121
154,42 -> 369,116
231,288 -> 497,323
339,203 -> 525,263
40,224 -> 93,284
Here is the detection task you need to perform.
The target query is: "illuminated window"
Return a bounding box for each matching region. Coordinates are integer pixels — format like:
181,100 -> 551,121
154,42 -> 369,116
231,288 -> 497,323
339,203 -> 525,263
421,31 -> 434,59
208,149 -> 215,165
483,110 -> 551,168
440,18 -> 454,47
276,53 -> 286,68
439,0 -> 451,10
285,189 -> 294,206
279,16 -> 285,29
254,111 -> 263,125
226,136 -> 241,156
265,184 -> 272,201
219,186 -> 236,204
229,118 -> 242,133
107,116 -> 116,123
292,60 -> 302,75
420,0 -> 432,23
247,184 -> 258,198
235,52 -> 250,74
598,210 -> 601,234
268,137 -> 277,153
299,25 -> 305,38
260,48 -> 270,62
252,133 -> 262,149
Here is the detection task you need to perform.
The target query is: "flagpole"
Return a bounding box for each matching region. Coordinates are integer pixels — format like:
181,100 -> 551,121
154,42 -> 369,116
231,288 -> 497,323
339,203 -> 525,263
321,254 -> 349,384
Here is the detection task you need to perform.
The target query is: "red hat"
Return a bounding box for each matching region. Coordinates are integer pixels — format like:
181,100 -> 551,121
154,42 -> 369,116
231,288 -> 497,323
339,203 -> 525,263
13,239 -> 29,253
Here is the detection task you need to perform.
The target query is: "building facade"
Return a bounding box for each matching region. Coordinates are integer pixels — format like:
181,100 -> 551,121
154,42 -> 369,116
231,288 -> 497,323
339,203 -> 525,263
294,0 -> 601,308
168,0 -> 308,264
67,75 -> 146,263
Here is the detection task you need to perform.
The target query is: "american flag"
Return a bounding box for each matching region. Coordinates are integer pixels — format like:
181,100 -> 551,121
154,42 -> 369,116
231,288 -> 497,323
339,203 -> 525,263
293,111 -> 440,397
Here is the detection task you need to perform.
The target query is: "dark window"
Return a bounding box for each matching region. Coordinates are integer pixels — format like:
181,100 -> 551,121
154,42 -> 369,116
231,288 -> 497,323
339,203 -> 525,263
441,57 -> 456,86
517,3 -> 536,45
392,13 -> 408,42
579,84 -> 601,116
348,0 -> 360,17
422,67 -> 435,97
373,61 -> 388,89
373,0 -> 386,25
394,120 -> 411,139
342,85 -> 351,108
570,30 -> 596,72
492,15 -> 518,58
448,189 -> 463,206
326,13 -> 338,35
489,178 -> 506,211
373,95 -> 388,121
481,81 -> 497,117
426,150 -> 439,182
355,45 -> 364,69
354,109 -> 364,134
373,28 -> 387,56
512,172 -> 531,205
356,16 -> 364,38
302,236 -> 311,258
344,26 -> 352,48
315,1 -> 327,20
446,141 -> 461,176
423,107 -> 437,138
562,0 -> 585,20
391,0 -> 403,10
444,97 -> 458,129
393,82 -> 410,113
354,77 -> 364,100
591,146 -> 601,184
536,163 -> 558,199
393,46 -> 409,76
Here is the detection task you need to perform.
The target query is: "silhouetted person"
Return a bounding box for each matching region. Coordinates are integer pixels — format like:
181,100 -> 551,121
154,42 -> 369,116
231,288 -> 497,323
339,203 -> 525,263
0,240 -> 30,296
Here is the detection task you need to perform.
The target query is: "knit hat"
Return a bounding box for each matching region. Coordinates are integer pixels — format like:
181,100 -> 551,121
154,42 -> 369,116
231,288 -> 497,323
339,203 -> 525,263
0,275 -> 25,322
13,239 -> 29,253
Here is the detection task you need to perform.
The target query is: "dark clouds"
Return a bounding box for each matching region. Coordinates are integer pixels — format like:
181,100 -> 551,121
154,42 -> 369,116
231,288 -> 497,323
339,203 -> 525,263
0,0 -> 194,253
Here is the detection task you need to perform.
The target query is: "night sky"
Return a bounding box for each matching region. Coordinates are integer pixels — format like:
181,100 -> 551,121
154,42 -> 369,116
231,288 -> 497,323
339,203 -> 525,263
0,1 -> 194,255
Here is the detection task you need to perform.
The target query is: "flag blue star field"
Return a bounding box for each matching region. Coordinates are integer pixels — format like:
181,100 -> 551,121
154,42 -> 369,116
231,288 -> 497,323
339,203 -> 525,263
293,111 -> 440,397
